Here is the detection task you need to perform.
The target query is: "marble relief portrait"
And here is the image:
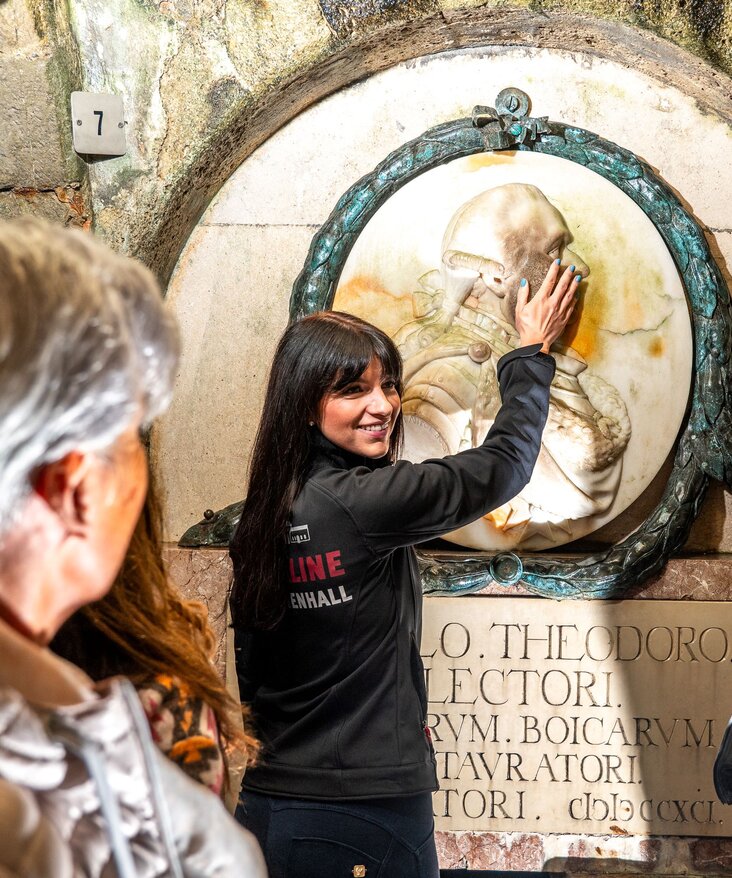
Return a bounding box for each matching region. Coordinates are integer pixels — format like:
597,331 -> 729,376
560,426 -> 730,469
333,152 -> 692,551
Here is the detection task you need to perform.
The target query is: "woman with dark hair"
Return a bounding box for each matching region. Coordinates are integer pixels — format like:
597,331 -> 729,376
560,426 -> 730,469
230,261 -> 580,877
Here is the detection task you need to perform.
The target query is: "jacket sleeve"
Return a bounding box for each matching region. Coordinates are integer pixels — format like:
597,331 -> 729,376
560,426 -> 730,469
329,345 -> 555,553
155,753 -> 268,877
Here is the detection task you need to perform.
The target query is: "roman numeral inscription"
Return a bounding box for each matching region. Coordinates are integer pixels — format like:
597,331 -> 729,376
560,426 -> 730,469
421,598 -> 730,837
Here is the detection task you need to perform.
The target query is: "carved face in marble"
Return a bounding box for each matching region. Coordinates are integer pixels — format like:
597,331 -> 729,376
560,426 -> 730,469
441,183 -> 590,324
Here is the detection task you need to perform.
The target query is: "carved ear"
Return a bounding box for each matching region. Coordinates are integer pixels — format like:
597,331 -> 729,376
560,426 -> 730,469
33,452 -> 89,533
443,249 -> 483,273
478,257 -> 507,280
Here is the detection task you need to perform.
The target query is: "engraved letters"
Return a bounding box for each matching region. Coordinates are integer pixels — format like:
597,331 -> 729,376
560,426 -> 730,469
422,598 -> 730,836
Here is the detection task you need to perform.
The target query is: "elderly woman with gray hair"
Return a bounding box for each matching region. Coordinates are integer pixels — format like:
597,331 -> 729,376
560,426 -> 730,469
0,218 -> 266,877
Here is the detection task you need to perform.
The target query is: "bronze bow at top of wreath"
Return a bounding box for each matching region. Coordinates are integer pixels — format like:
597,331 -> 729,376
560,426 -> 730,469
472,87 -> 550,149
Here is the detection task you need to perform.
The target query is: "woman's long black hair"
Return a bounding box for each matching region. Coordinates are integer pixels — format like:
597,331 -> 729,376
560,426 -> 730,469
229,312 -> 403,630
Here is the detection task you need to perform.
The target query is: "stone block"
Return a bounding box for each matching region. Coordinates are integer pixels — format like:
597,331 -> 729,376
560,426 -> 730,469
435,829 -> 546,870
0,57 -> 69,189
0,0 -> 40,51
225,0 -> 330,88
686,482 -> 732,554
691,838 -> 732,875
164,546 -> 232,674
154,223 -> 315,540
0,185 -> 89,226
562,837 -> 661,873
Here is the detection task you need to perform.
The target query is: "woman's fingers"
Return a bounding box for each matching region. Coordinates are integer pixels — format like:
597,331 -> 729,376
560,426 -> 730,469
549,266 -> 582,325
536,258 -> 563,298
554,264 -> 577,298
515,260 -> 584,350
564,274 -> 583,316
516,277 -> 530,313
556,271 -> 578,306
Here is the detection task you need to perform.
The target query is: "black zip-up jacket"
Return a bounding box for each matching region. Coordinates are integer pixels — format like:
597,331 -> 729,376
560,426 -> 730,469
235,344 -> 555,800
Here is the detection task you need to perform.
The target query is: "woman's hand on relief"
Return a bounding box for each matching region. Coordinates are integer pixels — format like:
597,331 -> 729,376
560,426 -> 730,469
514,260 -> 580,353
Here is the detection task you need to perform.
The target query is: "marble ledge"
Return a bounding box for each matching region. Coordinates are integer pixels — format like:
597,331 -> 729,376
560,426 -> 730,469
165,546 -> 732,604
164,548 -> 732,675
435,830 -> 732,875
164,545 -> 233,671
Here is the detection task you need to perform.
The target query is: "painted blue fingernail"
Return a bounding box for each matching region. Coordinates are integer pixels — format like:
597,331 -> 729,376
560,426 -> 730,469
575,274 -> 582,282
570,265 -> 576,272
555,258 -> 561,265
520,278 -> 527,287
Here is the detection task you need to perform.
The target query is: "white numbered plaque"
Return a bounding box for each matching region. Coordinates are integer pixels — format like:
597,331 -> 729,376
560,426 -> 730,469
70,91 -> 126,157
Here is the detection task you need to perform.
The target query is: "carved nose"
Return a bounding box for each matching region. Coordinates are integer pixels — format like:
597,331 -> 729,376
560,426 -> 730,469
564,247 -> 589,277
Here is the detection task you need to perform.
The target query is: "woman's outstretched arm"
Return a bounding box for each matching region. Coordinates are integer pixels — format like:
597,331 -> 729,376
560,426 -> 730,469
317,262 -> 580,551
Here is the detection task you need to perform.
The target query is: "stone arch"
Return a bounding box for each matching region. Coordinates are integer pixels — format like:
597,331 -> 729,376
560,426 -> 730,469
137,8 -> 732,289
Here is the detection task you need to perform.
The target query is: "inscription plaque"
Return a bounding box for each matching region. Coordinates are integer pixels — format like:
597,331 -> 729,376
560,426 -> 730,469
422,597 -> 732,836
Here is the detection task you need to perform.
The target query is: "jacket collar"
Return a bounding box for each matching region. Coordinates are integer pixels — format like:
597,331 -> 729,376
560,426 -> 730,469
308,429 -> 392,474
0,617 -> 133,793
0,615 -> 95,708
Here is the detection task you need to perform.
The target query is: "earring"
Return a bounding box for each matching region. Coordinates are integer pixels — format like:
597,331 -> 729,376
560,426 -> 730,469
308,421 -> 314,426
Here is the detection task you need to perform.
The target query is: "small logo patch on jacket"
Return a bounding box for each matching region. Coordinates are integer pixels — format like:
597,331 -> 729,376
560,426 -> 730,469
288,524 -> 310,544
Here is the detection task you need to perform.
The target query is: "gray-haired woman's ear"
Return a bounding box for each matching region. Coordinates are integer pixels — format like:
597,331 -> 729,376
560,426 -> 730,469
0,218 -> 180,537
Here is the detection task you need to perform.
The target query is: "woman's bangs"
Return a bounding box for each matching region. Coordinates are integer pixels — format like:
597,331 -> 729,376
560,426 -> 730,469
328,331 -> 377,392
303,312 -> 403,395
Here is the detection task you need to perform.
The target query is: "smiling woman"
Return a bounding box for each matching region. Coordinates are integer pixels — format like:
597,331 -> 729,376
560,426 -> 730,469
228,270 -> 576,878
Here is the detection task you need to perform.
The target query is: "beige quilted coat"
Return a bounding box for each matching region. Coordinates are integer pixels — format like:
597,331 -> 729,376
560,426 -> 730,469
0,618 -> 267,878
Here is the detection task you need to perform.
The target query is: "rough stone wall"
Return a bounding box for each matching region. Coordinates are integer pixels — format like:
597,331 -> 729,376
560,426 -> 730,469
0,0 -> 90,226
2,0 -> 731,236
56,1 -> 732,284
4,1 -> 731,258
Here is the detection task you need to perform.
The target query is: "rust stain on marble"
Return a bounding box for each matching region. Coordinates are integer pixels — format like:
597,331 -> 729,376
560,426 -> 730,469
648,335 -> 665,357
465,153 -> 518,171
561,281 -> 605,362
336,273 -> 402,314
13,187 -> 39,200
55,186 -> 91,229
